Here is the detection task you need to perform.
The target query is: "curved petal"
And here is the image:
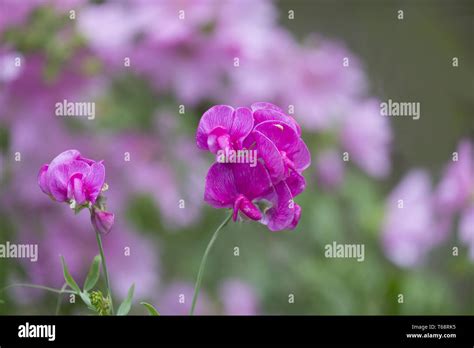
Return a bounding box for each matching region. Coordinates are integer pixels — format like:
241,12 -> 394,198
48,159 -> 90,202
290,139 -> 311,172
288,203 -> 302,229
207,126 -> 230,154
48,149 -> 81,169
254,120 -> 299,153
204,163 -> 238,208
285,171 -> 306,197
253,109 -> 301,135
67,173 -> 86,205
251,102 -> 284,113
37,164 -> 50,195
234,195 -> 262,221
262,181 -> 295,231
232,162 -> 272,200
48,163 -> 72,202
229,107 -> 253,143
196,105 -> 234,150
83,161 -> 105,204
253,130 -> 285,181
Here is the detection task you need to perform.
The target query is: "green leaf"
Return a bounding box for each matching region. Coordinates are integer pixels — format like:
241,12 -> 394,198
79,291 -> 92,308
117,283 -> 135,316
83,255 -> 101,292
60,256 -> 81,294
140,302 -> 160,316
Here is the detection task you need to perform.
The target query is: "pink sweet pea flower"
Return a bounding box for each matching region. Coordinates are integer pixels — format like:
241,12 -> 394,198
199,102 -> 310,231
38,150 -> 114,234
38,149 -> 105,205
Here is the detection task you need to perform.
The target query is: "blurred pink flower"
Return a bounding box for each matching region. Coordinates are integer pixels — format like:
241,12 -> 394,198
111,131 -> 205,229
219,279 -> 259,315
382,170 -> 449,267
435,139 -> 473,215
288,38 -> 368,131
435,140 -> 474,258
460,205 -> 474,260
0,0 -> 41,35
341,99 -> 392,178
0,48 -> 23,83
2,54 -> 94,123
315,149 -> 345,190
157,281 -> 211,315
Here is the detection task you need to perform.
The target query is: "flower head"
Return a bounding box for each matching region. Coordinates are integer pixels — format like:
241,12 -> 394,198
38,149 -> 105,205
38,149 -> 114,234
198,102 -> 310,231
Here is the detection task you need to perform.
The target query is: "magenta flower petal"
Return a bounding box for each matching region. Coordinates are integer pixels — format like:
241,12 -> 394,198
229,107 -> 254,143
253,108 -> 301,136
207,126 -> 231,154
49,160 -> 90,202
262,181 -> 295,231
288,203 -> 302,230
254,120 -> 299,155
67,173 -> 86,205
204,163 -> 238,208
252,130 -> 285,181
232,162 -> 272,201
204,162 -> 272,220
67,159 -> 91,177
290,139 -> 311,172
46,150 -> 83,201
48,163 -> 73,202
250,102 -> 284,113
197,105 -> 254,154
285,171 -> 306,197
197,105 -> 234,151
233,195 -> 262,221
83,161 -> 105,204
254,120 -> 310,177
37,164 -> 50,195
48,149 -> 81,170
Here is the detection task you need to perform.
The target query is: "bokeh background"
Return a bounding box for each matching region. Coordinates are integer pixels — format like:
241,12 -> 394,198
0,0 -> 473,315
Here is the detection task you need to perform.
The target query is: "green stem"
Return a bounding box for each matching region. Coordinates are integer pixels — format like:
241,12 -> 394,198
95,231 -> 114,315
190,211 -> 232,315
55,283 -> 67,315
1,283 -> 75,295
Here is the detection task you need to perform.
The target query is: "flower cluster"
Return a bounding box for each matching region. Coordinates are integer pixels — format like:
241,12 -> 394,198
37,149 -> 114,234
197,102 -> 310,231
436,140 -> 474,258
382,139 -> 474,267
